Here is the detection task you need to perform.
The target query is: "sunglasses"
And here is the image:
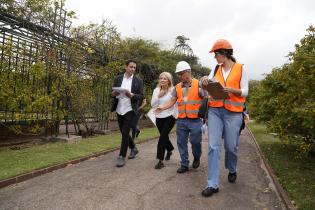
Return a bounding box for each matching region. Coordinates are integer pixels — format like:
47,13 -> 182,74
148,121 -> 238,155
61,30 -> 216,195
214,51 -> 223,56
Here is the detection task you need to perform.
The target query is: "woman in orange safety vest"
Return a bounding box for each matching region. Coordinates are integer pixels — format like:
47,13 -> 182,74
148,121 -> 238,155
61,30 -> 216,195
200,39 -> 249,197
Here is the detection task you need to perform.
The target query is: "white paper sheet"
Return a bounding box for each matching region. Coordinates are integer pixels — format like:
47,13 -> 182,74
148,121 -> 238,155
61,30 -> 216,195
112,87 -> 129,99
146,108 -> 156,126
112,87 -> 129,93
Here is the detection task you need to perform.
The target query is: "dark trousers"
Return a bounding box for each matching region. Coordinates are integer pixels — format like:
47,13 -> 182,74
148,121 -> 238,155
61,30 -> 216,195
156,116 -> 176,160
131,110 -> 142,139
117,111 -> 137,157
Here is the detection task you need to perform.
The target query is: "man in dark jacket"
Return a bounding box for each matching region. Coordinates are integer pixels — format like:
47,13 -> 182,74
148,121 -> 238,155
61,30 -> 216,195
111,60 -> 144,167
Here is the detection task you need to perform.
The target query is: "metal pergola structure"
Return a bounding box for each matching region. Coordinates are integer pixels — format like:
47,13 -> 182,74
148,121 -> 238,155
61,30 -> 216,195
173,35 -> 194,57
0,2 -> 112,139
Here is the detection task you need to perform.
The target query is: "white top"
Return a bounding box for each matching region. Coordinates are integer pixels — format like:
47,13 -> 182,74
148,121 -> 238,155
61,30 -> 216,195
151,87 -> 176,118
208,65 -> 248,97
116,74 -> 133,115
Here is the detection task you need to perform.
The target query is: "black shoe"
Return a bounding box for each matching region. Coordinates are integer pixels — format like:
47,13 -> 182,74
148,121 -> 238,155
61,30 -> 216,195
177,166 -> 189,173
228,172 -> 237,183
136,129 -> 140,137
165,151 -> 172,161
201,187 -> 219,197
192,158 -> 200,169
128,147 -> 139,159
154,160 -> 164,169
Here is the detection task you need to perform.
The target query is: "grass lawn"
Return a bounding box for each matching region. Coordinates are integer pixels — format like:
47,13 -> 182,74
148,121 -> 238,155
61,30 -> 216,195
0,127 -> 160,181
248,122 -> 315,210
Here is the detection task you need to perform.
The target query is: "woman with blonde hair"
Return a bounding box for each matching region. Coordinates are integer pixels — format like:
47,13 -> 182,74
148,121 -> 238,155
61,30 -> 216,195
151,72 -> 176,169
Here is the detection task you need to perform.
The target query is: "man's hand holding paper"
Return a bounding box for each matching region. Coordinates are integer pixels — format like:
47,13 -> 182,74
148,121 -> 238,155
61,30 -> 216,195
112,87 -> 130,99
112,90 -> 120,97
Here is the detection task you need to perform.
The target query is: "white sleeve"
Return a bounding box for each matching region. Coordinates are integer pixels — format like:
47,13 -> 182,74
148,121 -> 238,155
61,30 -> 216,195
240,66 -> 249,97
208,68 -> 215,80
151,88 -> 159,107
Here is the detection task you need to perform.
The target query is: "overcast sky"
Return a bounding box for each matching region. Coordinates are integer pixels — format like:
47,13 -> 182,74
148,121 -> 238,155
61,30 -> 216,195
65,0 -> 314,80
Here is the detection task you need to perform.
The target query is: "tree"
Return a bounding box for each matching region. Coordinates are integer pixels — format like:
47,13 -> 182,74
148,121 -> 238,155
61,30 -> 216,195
248,25 -> 315,155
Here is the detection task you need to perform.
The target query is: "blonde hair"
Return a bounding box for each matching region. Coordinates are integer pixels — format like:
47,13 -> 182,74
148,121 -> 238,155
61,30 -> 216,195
157,72 -> 173,91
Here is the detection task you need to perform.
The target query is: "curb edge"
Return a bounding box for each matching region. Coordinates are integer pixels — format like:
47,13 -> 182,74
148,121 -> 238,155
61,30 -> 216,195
246,126 -> 296,210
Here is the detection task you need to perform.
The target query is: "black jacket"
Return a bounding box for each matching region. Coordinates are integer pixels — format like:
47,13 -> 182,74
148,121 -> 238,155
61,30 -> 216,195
111,74 -> 144,113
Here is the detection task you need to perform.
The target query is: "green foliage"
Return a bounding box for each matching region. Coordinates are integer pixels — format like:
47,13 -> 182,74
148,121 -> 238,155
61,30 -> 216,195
248,26 -> 315,155
8,125 -> 22,134
30,124 -> 42,134
25,0 -> 50,13
1,0 -> 64,19
247,79 -> 260,103
192,64 -> 211,79
73,20 -> 121,67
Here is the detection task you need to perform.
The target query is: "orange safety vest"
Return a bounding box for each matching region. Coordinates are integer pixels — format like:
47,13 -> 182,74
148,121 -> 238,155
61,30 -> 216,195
176,78 -> 202,118
208,63 -> 246,112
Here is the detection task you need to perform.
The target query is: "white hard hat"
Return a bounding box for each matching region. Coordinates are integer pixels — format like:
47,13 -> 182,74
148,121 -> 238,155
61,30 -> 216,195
175,61 -> 191,73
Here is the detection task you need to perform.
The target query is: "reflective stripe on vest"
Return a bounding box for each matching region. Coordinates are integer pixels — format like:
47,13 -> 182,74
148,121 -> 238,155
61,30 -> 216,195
176,78 -> 202,118
208,63 -> 246,112
178,109 -> 199,114
177,100 -> 203,105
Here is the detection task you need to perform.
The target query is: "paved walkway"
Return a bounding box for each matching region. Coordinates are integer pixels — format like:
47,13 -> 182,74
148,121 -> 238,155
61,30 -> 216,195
0,128 -> 285,210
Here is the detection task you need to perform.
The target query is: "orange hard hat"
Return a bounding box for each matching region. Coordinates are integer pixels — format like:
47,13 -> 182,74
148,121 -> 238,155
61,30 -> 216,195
209,39 -> 233,53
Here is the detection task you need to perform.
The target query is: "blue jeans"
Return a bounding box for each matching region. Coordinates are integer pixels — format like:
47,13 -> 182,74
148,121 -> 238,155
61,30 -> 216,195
207,107 -> 242,188
176,118 -> 202,167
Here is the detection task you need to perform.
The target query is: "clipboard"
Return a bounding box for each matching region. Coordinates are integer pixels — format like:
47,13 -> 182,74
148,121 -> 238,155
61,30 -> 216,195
202,82 -> 230,99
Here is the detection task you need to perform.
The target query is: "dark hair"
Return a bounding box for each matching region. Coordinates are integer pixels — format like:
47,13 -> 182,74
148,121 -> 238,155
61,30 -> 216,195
125,59 -> 137,66
216,49 -> 236,62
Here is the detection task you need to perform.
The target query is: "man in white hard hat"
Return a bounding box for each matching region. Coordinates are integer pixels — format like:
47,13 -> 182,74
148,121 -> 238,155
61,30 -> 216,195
155,61 -> 205,173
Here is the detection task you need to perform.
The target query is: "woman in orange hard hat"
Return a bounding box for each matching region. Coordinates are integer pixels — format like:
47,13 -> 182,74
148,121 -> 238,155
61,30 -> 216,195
200,39 -> 249,197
